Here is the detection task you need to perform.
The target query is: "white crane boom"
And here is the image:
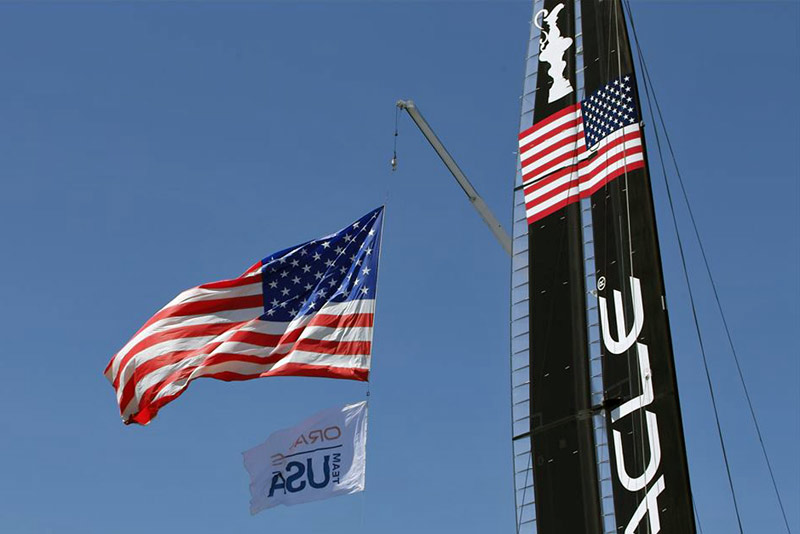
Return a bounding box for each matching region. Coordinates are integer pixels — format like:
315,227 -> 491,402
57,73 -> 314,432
396,99 -> 512,257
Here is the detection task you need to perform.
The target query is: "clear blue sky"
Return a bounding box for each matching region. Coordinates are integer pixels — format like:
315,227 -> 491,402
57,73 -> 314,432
0,2 -> 797,533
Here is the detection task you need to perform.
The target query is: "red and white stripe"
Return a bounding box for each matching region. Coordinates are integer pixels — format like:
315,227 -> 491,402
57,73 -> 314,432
104,273 -> 373,425
518,105 -> 645,223
518,104 -> 591,183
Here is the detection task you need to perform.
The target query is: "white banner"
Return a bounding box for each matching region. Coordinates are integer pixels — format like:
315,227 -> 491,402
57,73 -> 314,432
242,401 -> 367,514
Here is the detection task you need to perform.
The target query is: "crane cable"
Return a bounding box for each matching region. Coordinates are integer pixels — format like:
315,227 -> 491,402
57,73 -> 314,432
391,105 -> 399,172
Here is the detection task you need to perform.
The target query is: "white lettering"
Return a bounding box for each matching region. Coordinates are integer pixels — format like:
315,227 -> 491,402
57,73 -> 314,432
599,276 -> 666,530
613,410 -> 661,492
624,475 -> 666,534
599,276 -> 644,354
611,343 -> 654,423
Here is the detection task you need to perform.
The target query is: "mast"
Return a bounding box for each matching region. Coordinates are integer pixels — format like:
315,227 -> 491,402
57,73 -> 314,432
513,1 -> 696,532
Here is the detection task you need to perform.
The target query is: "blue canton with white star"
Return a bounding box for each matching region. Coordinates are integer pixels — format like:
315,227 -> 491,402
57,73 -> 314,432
258,207 -> 383,321
580,74 -> 638,151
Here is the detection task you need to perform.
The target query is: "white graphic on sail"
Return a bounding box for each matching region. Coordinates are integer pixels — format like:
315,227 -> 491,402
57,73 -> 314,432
599,276 -> 667,533
535,3 -> 574,104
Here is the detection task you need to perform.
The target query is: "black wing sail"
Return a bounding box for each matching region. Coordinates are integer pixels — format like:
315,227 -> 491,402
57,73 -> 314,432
516,1 -> 603,532
579,0 -> 697,531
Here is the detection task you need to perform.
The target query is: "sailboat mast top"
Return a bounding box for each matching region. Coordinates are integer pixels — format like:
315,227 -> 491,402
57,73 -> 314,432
396,99 -> 512,256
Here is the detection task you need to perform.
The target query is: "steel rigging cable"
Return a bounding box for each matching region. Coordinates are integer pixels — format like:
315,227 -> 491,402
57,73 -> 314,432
623,9 -> 744,534
623,2 -> 793,533
624,2 -> 794,532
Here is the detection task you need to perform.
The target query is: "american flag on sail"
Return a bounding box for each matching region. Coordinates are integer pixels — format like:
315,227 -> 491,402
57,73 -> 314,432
104,207 -> 384,425
518,75 -> 645,223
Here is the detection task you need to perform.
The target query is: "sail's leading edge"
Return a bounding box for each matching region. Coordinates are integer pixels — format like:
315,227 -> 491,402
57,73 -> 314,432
514,1 -> 696,532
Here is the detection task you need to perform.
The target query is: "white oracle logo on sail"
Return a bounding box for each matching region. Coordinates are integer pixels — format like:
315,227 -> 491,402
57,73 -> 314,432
535,3 -> 574,104
598,276 -> 667,534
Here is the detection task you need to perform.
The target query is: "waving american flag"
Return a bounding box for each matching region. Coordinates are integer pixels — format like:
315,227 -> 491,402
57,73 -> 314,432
518,74 -> 645,223
104,207 -> 384,425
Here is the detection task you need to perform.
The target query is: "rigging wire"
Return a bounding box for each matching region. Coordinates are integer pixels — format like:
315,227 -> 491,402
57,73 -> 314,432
621,2 -> 744,532
692,495 -> 706,534
623,2 -> 793,532
610,4 -> 656,532
639,59 -> 746,534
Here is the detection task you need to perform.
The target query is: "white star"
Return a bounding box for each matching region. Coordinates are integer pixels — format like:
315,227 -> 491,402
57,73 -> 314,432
271,298 -> 280,307
313,252 -> 321,261
304,283 -> 313,291
340,266 -> 347,274
335,246 -> 343,254
280,271 -> 288,278
350,254 -> 358,262
360,286 -> 369,295
318,288 -> 328,298
300,249 -> 308,256
292,276 -> 301,284
279,301 -> 287,308
363,266 -> 371,275
266,308 -> 275,316
281,287 -> 290,296
321,241 -> 330,249
269,280 -> 278,289
365,248 -> 372,255
308,302 -> 316,309
315,271 -> 323,280
354,277 -> 360,286
328,278 -> 338,287
302,264 -> 311,273
353,222 -> 360,228
290,308 -> 298,317
290,259 -> 299,267
344,234 -> 352,242
368,229 -> 375,236
325,259 -> 335,267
